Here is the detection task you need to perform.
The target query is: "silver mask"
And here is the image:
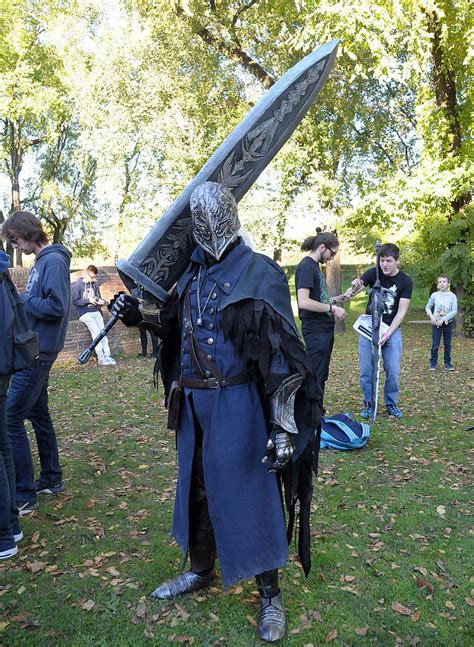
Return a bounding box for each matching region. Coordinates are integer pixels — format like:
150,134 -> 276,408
190,182 -> 240,260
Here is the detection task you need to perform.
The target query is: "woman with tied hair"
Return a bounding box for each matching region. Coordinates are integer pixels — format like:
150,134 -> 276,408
295,228 -> 353,406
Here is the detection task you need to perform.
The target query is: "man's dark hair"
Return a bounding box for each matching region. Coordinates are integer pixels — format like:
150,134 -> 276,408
86,264 -> 99,275
379,243 -> 400,259
301,228 -> 339,252
1,211 -> 49,245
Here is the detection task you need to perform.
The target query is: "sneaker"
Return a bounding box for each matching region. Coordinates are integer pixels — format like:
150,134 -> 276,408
444,364 -> 455,371
35,481 -> 65,495
360,402 -> 374,419
386,404 -> 404,419
13,529 -> 23,543
105,356 -> 116,365
429,363 -> 436,371
0,543 -> 18,560
17,500 -> 39,517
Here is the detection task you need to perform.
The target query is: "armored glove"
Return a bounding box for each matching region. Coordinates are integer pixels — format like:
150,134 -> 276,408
261,426 -> 295,472
108,292 -> 141,326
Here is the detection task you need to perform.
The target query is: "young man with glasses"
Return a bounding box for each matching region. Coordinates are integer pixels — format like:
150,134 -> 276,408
1,211 -> 71,515
295,229 -> 353,406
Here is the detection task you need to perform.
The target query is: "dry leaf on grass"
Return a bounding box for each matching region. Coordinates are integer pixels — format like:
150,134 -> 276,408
81,600 -> 95,611
392,601 -> 411,615
326,629 -> 338,641
246,615 -> 257,627
25,561 -> 47,573
355,627 -> 368,636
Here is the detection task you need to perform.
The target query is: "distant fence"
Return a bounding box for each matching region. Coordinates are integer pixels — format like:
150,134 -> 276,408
10,266 -> 140,362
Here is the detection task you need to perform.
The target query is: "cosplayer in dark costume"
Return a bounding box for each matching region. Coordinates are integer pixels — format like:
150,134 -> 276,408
111,182 -> 321,642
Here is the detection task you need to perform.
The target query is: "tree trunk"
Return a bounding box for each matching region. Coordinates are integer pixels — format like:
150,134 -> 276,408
427,9 -> 470,335
326,253 -> 345,333
8,120 -> 23,266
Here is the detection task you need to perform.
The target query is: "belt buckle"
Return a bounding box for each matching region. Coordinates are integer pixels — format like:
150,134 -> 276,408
206,377 -> 219,389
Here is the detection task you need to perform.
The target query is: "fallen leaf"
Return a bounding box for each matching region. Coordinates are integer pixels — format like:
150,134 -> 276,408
355,627 -> 368,636
414,566 -> 428,576
0,622 -> 9,631
168,635 -> 194,644
445,601 -> 455,610
81,599 -> 95,611
26,561 -> 47,573
465,598 -> 474,606
326,629 -> 338,642
411,610 -> 420,622
392,601 -> 411,616
436,505 -> 446,517
246,615 -> 257,627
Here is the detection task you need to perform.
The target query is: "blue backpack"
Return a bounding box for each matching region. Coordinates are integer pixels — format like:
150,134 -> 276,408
320,413 -> 370,450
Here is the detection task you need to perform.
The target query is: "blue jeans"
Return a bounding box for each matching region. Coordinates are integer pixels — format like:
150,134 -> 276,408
358,328 -> 402,406
7,359 -> 62,503
0,375 -> 19,550
430,322 -> 453,366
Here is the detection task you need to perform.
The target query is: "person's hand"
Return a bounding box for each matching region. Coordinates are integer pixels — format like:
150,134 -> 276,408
108,292 -> 141,326
343,287 -> 353,301
332,305 -> 346,320
261,427 -> 295,472
380,332 -> 390,346
94,297 -> 105,306
429,316 -> 437,326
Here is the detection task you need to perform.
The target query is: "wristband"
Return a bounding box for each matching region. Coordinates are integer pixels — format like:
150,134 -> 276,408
328,303 -> 333,313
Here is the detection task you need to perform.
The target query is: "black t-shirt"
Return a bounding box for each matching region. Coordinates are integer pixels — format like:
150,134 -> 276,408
295,256 -> 334,332
361,267 -> 413,325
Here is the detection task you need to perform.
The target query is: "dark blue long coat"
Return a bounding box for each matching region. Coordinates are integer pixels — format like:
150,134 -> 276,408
170,242 -> 295,586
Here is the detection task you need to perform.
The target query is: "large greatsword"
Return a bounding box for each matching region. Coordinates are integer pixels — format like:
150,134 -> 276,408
77,40 -> 339,363
116,40 -> 339,301
371,241 -> 384,421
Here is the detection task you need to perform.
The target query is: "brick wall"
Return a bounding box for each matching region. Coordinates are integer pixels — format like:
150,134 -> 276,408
10,266 -> 141,362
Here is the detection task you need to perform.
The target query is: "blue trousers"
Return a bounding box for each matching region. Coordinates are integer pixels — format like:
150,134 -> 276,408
7,359 -> 62,503
0,374 -> 19,550
430,322 -> 453,366
358,328 -> 402,406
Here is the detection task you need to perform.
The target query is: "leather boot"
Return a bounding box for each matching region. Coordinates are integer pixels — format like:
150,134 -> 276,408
150,569 -> 216,600
255,570 -> 286,642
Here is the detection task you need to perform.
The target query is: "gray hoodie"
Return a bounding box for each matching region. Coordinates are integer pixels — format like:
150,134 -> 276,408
20,244 -> 72,360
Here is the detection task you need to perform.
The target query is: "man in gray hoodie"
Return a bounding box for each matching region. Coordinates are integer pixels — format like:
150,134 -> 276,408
2,211 -> 71,516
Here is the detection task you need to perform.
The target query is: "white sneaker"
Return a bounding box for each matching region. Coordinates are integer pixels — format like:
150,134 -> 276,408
0,544 -> 18,560
105,357 -> 116,365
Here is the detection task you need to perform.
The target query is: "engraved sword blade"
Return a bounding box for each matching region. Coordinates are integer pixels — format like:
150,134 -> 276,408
117,40 -> 339,301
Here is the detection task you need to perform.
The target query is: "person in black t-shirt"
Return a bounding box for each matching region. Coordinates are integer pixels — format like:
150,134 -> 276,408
351,243 -> 413,419
295,229 -> 353,406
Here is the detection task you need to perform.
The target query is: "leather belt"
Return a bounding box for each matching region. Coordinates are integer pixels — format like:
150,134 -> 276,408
179,373 -> 252,389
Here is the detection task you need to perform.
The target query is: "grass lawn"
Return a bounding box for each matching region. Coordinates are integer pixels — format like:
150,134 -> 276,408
0,293 -> 472,646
